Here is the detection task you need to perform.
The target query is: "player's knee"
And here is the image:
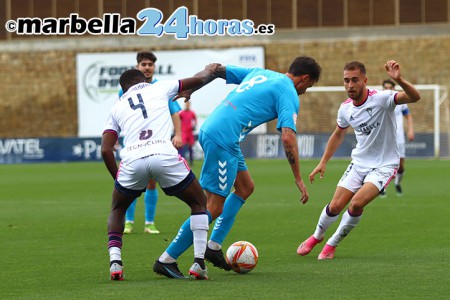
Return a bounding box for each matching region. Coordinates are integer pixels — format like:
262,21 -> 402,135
235,181 -> 254,199
327,202 -> 344,215
348,202 -> 364,214
207,205 -> 223,219
147,180 -> 157,189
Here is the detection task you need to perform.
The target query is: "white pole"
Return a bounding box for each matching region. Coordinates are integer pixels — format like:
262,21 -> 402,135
434,86 -> 440,158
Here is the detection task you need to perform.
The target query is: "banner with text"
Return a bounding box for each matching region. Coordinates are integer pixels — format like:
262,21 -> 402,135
76,47 -> 265,137
1,133 -> 444,164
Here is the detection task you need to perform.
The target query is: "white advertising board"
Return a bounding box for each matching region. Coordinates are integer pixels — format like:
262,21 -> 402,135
76,47 -> 265,137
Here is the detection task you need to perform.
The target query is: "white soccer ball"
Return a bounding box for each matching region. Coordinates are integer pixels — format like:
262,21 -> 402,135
225,241 -> 259,274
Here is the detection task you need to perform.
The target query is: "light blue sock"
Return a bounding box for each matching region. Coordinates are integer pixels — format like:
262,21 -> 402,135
166,211 -> 212,259
125,198 -> 138,222
210,193 -> 245,245
144,188 -> 158,223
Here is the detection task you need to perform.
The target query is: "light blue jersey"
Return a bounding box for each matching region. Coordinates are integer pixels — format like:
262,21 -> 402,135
119,78 -> 181,115
200,65 -> 300,155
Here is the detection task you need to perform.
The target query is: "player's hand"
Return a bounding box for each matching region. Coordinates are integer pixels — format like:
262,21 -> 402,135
296,178 -> 309,205
309,163 -> 326,183
172,135 -> 182,149
407,129 -> 415,141
173,89 -> 195,102
384,60 -> 402,81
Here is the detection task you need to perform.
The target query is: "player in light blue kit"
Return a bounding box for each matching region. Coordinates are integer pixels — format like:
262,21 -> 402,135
154,56 -> 322,275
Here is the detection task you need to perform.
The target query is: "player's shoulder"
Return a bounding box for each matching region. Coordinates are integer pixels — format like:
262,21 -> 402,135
340,98 -> 353,107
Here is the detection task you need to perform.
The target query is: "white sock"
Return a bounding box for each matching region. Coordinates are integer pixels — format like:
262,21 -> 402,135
395,172 -> 404,185
190,214 -> 209,259
327,210 -> 362,247
313,205 -> 339,240
109,247 -> 121,262
158,251 -> 176,264
145,221 -> 154,225
208,240 -> 221,250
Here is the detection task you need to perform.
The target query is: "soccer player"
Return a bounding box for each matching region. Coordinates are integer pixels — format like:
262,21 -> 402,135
102,65 -> 221,280
154,56 -> 322,275
297,60 -> 421,260
380,79 -> 414,197
179,102 -> 197,166
119,51 -> 182,235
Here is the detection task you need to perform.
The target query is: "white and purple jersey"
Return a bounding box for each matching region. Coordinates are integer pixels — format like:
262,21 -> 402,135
104,81 -> 181,163
337,89 -> 400,168
394,104 -> 409,144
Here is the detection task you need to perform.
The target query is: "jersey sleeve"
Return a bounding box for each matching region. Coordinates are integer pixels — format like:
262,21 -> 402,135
103,107 -> 120,136
275,89 -> 299,133
118,88 -> 123,97
226,65 -> 257,85
154,80 -> 182,99
380,89 -> 398,109
337,105 -> 349,129
402,104 -> 410,116
168,99 -> 182,115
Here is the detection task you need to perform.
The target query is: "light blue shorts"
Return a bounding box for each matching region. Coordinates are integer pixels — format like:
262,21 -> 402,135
199,132 -> 248,197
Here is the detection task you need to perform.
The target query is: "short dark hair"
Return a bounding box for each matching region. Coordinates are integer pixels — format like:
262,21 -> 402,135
136,51 -> 157,64
382,79 -> 396,88
344,61 -> 366,74
288,56 -> 321,82
120,69 -> 146,93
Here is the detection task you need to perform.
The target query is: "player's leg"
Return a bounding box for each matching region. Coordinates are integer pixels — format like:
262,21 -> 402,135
395,157 -> 405,196
124,199 -> 137,234
144,180 -> 160,234
208,169 -> 252,249
187,135 -> 195,165
319,166 -> 397,259
108,160 -> 147,280
172,176 -> 209,279
298,162 -> 358,256
152,155 -> 208,279
108,187 -> 134,280
297,186 -> 353,256
319,183 -> 377,259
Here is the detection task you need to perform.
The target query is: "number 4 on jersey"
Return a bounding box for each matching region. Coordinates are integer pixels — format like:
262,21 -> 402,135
128,93 -> 148,118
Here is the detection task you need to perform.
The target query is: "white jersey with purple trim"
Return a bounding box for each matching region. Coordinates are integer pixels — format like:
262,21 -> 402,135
104,81 -> 181,163
337,89 -> 400,168
394,104 -> 409,144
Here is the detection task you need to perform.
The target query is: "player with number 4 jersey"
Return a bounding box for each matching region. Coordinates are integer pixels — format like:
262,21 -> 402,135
102,65 -> 220,280
158,57 -> 322,272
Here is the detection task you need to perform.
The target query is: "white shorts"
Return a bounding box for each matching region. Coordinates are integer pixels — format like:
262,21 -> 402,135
115,154 -> 193,196
398,142 -> 406,158
337,162 -> 398,193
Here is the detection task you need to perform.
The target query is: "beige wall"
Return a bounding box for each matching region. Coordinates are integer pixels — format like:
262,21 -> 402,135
0,34 -> 449,137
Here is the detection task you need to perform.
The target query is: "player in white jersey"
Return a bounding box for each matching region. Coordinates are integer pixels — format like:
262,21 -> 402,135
297,60 -> 421,260
380,79 -> 414,197
102,66 -> 220,280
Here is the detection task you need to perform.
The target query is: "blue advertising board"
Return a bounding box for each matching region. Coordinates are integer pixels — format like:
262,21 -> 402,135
0,133 -> 445,164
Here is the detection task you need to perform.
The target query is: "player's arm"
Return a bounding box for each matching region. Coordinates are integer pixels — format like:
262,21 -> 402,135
281,127 -> 309,205
405,113 -> 415,141
174,63 -> 226,102
101,131 -> 119,180
309,125 -> 348,183
171,112 -> 182,148
384,60 -> 421,104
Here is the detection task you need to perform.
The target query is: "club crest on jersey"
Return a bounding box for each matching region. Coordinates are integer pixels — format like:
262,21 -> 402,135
366,108 -> 373,117
139,129 -> 152,140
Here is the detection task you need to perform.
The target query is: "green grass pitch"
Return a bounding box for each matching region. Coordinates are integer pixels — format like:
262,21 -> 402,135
1,159 -> 449,299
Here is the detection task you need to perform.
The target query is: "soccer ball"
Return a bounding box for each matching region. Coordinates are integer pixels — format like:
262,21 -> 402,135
225,241 -> 259,274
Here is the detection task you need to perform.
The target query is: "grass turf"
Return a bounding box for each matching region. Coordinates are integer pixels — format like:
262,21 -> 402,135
1,159 -> 449,299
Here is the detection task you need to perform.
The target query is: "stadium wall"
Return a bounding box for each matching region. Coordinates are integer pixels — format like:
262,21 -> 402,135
0,30 -> 449,139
